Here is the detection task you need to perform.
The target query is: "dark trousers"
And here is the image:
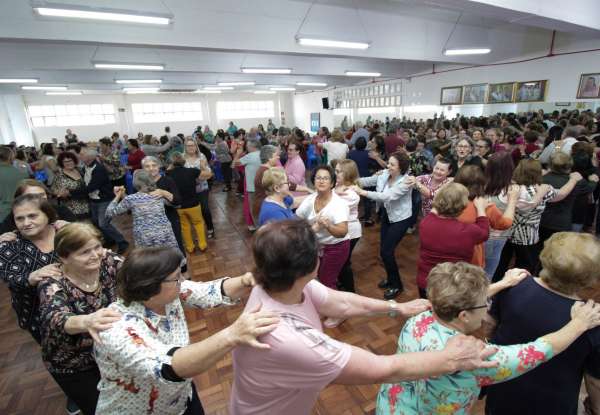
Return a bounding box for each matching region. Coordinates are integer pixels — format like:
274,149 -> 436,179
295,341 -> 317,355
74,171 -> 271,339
410,189 -> 422,227
220,162 -> 232,188
418,287 -> 427,299
493,241 -> 539,283
198,190 -> 214,231
183,383 -> 205,415
338,237 -> 360,292
51,367 -> 100,415
111,176 -> 125,188
90,201 -> 126,246
380,209 -> 411,289
360,186 -> 376,221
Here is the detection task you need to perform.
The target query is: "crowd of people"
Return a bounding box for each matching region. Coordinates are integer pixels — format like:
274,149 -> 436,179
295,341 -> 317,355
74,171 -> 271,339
0,106 -> 599,415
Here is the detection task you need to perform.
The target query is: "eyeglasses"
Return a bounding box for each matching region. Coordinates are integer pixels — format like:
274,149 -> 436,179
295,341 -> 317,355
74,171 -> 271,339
314,176 -> 331,182
456,145 -> 471,149
463,298 -> 492,311
162,274 -> 183,285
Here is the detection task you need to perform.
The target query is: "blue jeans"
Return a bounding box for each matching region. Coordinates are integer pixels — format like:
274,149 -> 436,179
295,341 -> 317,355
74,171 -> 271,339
484,238 -> 507,279
90,201 -> 126,245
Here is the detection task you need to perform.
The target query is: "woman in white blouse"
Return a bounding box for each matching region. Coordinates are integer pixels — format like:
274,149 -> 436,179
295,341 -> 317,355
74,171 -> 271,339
94,247 -> 278,415
352,151 -> 415,300
296,165 -> 349,290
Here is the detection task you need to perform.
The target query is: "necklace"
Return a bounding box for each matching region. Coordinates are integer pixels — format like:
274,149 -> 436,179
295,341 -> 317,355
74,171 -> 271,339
63,266 -> 100,292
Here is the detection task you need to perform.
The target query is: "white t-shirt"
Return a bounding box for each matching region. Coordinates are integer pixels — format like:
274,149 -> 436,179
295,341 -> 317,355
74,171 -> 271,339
323,141 -> 348,165
335,187 -> 361,239
296,192 -> 350,244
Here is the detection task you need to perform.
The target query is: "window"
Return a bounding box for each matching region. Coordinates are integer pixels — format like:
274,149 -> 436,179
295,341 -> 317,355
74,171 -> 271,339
216,100 -> 274,119
28,104 -> 116,127
131,102 -> 203,123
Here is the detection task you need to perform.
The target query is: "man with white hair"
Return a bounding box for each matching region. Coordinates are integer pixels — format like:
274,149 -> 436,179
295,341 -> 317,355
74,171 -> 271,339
80,148 -> 128,253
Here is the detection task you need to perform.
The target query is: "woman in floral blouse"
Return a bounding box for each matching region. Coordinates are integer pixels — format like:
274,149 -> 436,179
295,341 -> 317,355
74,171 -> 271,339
376,262 -> 600,415
0,194 -> 62,343
51,151 -> 90,220
94,246 -> 279,415
37,222 -> 122,415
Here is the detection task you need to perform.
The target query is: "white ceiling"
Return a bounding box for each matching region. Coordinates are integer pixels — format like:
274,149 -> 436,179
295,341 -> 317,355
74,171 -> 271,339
0,0 -> 599,95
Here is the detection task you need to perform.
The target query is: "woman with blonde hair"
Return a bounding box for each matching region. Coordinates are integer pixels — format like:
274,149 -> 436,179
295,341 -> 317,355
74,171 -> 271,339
258,167 -> 299,226
377,260 -> 600,414
416,182 -> 490,298
183,137 -> 215,238
486,232 -> 600,414
319,129 -> 349,165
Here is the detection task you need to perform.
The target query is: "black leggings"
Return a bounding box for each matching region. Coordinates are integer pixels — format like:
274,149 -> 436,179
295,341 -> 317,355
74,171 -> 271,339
493,241 -> 539,282
198,190 -> 214,231
338,237 -> 360,292
220,162 -> 232,188
51,367 -> 101,415
183,383 -> 205,415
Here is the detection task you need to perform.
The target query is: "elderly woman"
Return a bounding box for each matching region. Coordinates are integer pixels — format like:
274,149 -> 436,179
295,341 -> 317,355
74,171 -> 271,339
231,219 -> 502,415
296,165 -> 349,289
485,232 -> 600,415
126,139 -> 146,171
284,140 -> 306,189
167,152 -> 208,253
106,170 -> 179,251
141,156 -> 185,257
51,151 -> 90,220
414,157 -> 453,217
94,246 -> 278,415
183,137 -> 215,238
352,152 -> 415,299
253,145 -> 281,220
416,183 -> 489,298
37,223 -> 122,414
258,167 -> 309,226
319,129 -> 349,165
450,137 -> 483,175
0,194 -> 62,343
377,261 -> 600,414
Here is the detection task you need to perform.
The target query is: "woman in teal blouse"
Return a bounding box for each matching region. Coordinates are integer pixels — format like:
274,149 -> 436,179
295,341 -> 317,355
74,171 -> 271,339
376,262 -> 600,415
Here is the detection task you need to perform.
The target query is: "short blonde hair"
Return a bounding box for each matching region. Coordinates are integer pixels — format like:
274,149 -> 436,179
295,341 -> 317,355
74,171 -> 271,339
432,182 -> 468,217
539,232 -> 600,295
427,262 -> 489,321
330,130 -> 345,143
55,222 -> 103,259
335,159 -> 359,186
549,151 -> 573,174
262,167 -> 288,195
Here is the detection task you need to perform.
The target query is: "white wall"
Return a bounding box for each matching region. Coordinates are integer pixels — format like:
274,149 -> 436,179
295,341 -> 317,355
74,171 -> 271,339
6,92 -> 295,146
0,95 -> 34,145
293,91 -> 334,133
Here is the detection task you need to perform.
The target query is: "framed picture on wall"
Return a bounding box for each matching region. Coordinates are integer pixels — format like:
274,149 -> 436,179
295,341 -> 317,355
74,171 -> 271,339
488,82 -> 515,103
515,80 -> 547,102
577,73 -> 600,98
462,84 -> 488,104
440,86 -> 463,105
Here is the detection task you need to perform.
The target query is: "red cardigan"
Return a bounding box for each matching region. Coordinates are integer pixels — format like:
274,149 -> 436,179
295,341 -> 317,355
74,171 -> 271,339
127,149 -> 146,171
416,213 -> 489,289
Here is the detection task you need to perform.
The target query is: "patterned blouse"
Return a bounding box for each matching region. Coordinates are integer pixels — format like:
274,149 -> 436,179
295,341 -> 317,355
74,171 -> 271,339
51,170 -> 90,217
184,154 -> 210,193
106,192 -> 179,249
37,252 -> 121,374
94,278 -> 235,415
0,235 -> 59,343
376,311 -> 553,415
99,150 -> 126,181
416,175 -> 453,216
509,185 -> 556,245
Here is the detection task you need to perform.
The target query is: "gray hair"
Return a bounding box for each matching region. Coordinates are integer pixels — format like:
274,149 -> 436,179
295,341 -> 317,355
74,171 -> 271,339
246,139 -> 261,151
141,156 -> 162,168
132,169 -> 157,192
259,145 -> 278,163
81,148 -> 98,158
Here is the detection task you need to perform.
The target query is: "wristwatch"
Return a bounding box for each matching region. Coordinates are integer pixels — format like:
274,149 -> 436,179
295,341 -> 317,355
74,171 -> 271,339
388,300 -> 399,318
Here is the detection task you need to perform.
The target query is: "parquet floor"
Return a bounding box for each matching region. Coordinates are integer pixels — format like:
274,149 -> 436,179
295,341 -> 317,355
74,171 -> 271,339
0,185 -> 596,414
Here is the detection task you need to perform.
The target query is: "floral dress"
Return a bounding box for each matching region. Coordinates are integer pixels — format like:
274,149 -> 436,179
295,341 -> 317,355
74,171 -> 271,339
376,311 -> 553,415
416,175 -> 452,217
106,192 -> 179,249
51,170 -> 90,218
37,252 -> 121,374
94,278 -> 235,415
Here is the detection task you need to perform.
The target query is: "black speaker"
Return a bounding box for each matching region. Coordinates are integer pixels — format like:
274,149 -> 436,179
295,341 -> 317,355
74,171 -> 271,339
322,97 -> 329,109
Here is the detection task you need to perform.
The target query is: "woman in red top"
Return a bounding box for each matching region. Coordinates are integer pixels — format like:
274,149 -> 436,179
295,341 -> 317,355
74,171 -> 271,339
126,139 -> 146,171
416,182 -> 489,298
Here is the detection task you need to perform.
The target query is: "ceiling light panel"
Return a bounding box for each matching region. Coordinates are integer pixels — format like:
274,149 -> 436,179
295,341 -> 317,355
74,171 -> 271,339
33,6 -> 171,25
443,48 -> 491,56
22,86 -> 67,90
218,82 -> 255,86
297,37 -> 370,50
296,82 -> 327,87
241,68 -> 292,74
270,87 -> 296,91
345,71 -> 381,77
94,63 -> 164,70
46,91 -> 82,95
0,79 -> 38,83
204,86 -> 234,90
115,79 -> 162,84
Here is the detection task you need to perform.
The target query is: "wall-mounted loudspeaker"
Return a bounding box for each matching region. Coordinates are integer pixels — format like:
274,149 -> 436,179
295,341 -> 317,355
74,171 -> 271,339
322,97 -> 329,110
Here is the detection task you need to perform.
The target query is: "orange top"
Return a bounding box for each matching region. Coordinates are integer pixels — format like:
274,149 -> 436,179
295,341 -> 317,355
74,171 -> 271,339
457,201 -> 513,267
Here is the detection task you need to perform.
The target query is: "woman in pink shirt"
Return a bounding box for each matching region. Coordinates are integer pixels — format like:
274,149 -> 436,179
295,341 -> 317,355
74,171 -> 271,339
284,140 -> 306,190
230,219 -> 500,415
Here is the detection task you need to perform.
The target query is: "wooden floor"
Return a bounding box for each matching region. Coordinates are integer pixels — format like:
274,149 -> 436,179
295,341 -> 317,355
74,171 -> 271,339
0,184 -> 595,414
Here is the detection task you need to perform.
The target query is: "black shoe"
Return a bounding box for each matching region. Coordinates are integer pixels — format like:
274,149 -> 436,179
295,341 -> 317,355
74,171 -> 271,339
207,229 -> 215,239
66,398 -> 81,415
384,287 -> 403,300
364,220 -> 374,227
378,279 -> 392,289
116,241 -> 129,255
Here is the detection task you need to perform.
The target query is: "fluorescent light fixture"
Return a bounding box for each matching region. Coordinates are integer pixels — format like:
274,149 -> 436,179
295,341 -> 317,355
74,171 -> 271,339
270,87 -> 296,91
115,79 -> 162,84
22,86 -> 67,90
204,86 -> 234,90
122,87 -> 160,94
46,91 -> 83,96
0,78 -> 38,83
33,6 -> 171,25
254,91 -> 276,94
443,48 -> 491,56
297,37 -> 370,50
296,82 -> 327,87
218,81 -> 255,86
194,90 -> 221,94
94,63 -> 164,70
345,71 -> 381,77
241,67 -> 292,74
